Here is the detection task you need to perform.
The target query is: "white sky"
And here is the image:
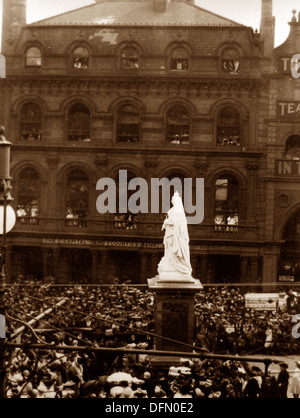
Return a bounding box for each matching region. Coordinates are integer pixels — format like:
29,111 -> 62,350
0,0 -> 299,47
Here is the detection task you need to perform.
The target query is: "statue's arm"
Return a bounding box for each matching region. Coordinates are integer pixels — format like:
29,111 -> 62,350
162,217 -> 173,230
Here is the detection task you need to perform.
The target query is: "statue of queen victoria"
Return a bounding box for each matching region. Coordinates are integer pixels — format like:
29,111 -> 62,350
158,191 -> 194,282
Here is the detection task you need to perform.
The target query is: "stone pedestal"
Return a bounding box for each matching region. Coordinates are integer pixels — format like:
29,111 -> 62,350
148,275 -> 202,353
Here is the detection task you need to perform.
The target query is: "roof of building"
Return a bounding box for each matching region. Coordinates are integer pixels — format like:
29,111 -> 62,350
29,0 -> 244,27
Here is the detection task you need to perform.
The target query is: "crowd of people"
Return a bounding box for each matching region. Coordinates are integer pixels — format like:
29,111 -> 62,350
3,276 -> 300,398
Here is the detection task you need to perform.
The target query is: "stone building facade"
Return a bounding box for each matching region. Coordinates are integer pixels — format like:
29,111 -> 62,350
0,0 -> 298,285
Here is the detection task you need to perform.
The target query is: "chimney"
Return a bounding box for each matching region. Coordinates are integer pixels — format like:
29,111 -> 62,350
260,0 -> 275,57
2,0 -> 27,53
153,0 -> 170,12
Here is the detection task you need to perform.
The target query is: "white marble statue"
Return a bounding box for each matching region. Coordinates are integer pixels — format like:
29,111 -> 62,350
158,191 -> 193,281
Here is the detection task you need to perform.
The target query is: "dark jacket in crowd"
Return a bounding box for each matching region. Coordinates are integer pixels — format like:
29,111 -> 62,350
244,376 -> 260,398
277,369 -> 289,398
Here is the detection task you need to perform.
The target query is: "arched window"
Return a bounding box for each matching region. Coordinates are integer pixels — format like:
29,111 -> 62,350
121,47 -> 139,69
67,103 -> 91,142
66,169 -> 89,227
285,135 -> 300,159
217,106 -> 241,146
214,175 -> 239,232
114,170 -> 138,230
170,47 -> 189,71
72,47 -> 89,69
116,104 -> 140,143
222,48 -> 239,75
26,47 -> 42,67
20,103 -> 42,141
166,105 -> 190,144
17,167 -> 41,225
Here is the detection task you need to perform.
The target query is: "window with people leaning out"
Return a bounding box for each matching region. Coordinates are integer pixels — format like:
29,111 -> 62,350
170,47 -> 189,71
20,102 -> 42,141
114,170 -> 138,230
16,168 -> 41,225
72,46 -> 89,69
121,47 -> 139,69
166,104 -> 190,144
214,175 -> 239,233
65,169 -> 89,228
217,106 -> 241,147
222,47 -> 240,75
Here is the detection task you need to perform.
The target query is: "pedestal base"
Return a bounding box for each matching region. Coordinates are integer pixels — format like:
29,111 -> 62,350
157,271 -> 195,283
148,275 -> 202,352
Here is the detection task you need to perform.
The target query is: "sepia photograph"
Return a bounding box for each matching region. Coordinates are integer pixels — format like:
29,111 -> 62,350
0,0 -> 300,403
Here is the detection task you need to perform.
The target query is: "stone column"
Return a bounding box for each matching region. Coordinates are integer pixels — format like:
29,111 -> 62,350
200,255 -> 208,284
246,160 -> 259,224
240,256 -> 248,283
194,158 -> 209,221
190,254 -> 198,278
262,246 -> 280,291
46,157 -> 60,218
140,252 -> 148,284
208,259 -> 215,284
53,249 -> 59,283
42,248 -> 49,282
151,253 -> 160,278
94,155 -> 108,219
144,159 -> 159,225
250,256 -> 259,283
91,250 -> 98,284
100,251 -> 109,283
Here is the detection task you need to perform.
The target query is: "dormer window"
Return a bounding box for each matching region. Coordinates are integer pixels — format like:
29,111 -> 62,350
73,47 -> 89,69
26,47 -> 42,67
222,48 -> 239,75
121,47 -> 139,69
171,47 -> 189,71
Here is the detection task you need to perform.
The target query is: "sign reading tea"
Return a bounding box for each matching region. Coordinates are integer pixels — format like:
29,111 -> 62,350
278,102 -> 300,118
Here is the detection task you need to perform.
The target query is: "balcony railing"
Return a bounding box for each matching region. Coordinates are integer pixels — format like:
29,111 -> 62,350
16,216 -> 40,226
14,216 -> 258,241
214,225 -> 238,233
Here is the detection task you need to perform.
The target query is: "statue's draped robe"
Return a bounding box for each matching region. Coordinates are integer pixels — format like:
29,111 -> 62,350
158,200 -> 192,276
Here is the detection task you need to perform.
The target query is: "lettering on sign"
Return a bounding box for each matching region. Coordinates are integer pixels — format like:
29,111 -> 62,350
276,160 -> 300,176
291,55 -> 300,79
277,102 -> 300,118
280,56 -> 300,77
42,237 -> 164,249
279,275 -> 295,282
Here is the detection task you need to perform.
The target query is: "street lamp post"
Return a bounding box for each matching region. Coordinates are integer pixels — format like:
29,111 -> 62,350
0,126 -> 15,398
